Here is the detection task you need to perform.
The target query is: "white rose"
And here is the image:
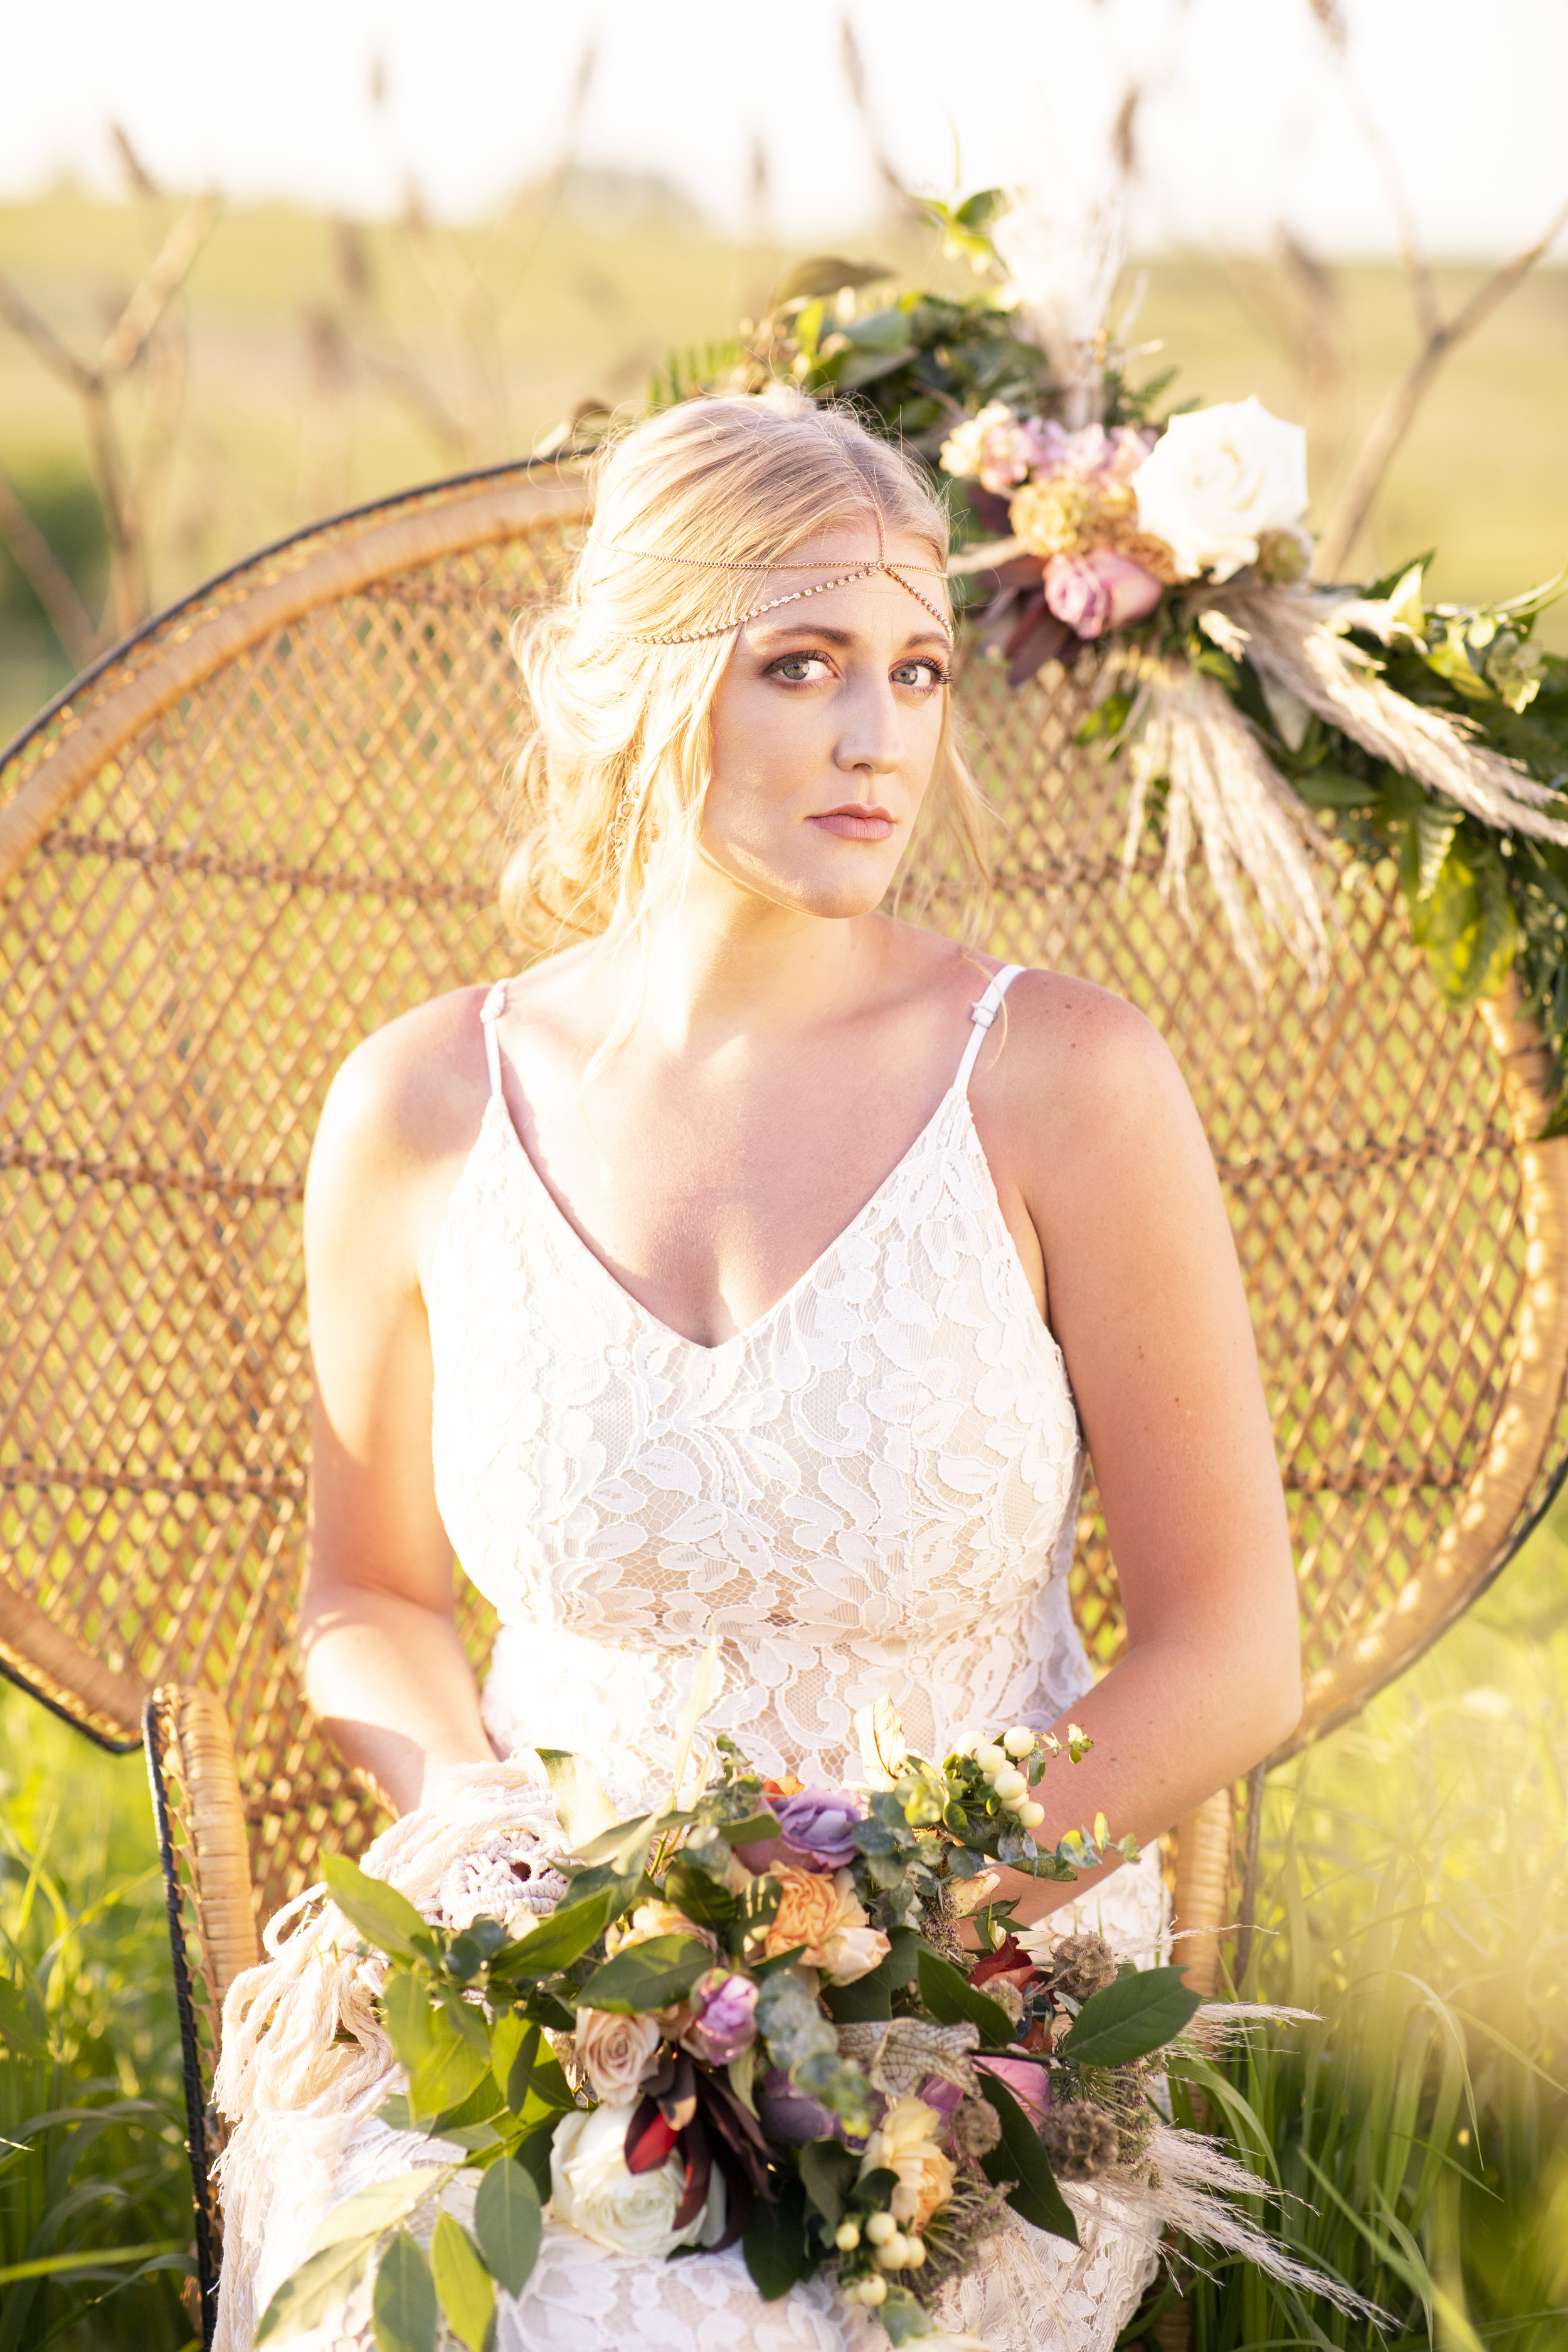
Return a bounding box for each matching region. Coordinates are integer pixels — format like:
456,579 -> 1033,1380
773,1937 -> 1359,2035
1131,398 -> 1308,583
549,2103 -> 725,2259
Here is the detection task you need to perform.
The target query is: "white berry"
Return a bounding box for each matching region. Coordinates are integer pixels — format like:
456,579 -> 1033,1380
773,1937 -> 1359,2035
864,2211 -> 897,2245
904,2237 -> 927,2269
835,2221 -> 861,2251
1004,1727 -> 1035,1757
860,2275 -> 887,2306
1017,1799 -> 1046,1830
993,1766 -> 1028,1802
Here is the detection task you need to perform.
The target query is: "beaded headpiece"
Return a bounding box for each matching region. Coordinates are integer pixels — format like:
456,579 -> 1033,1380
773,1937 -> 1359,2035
583,521 -> 954,649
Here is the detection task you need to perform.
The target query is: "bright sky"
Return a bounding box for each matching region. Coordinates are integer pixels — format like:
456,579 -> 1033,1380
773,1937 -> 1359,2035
3,0 -> 1566,258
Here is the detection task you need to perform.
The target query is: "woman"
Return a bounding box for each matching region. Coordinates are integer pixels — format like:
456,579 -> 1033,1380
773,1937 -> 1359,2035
215,390 -> 1301,2351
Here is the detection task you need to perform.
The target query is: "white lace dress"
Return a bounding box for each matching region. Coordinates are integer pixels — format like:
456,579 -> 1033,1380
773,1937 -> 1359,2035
221,965 -> 1165,2351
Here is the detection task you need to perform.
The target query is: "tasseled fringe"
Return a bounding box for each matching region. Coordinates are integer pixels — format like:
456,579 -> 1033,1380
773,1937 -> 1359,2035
1224,585 -> 1568,843
211,1761 -> 564,2352
1104,580 -> 1568,995
1116,651 -> 1333,991
1066,2122 -> 1384,2321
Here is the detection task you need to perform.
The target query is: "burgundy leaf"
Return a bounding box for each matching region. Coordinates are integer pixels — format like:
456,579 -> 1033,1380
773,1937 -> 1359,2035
657,2048 -> 698,2134
705,2132 -> 759,2247
625,2094 -> 679,2174
1007,608 -> 1076,687
671,2114 -> 712,2232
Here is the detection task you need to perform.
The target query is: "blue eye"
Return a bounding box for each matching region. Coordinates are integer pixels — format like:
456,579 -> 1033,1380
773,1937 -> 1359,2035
768,654 -> 832,684
891,659 -> 949,691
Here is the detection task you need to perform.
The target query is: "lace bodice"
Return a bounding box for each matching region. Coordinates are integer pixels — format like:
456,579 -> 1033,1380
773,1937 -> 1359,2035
428,966 -> 1098,1782
221,967 -> 1167,2352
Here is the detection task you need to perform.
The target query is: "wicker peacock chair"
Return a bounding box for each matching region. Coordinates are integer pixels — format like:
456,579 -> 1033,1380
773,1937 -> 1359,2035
3,460 -> 1567,2334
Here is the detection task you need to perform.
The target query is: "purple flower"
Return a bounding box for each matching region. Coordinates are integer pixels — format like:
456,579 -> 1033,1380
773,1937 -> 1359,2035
738,1787 -> 866,1875
1043,549 -> 1163,640
757,2067 -> 873,2148
679,1969 -> 759,2067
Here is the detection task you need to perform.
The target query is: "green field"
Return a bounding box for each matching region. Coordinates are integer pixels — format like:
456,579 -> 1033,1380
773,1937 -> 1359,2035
3,183 -> 1566,748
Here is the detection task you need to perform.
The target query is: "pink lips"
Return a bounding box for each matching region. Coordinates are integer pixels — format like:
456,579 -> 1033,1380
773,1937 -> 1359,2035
810,807 -> 896,841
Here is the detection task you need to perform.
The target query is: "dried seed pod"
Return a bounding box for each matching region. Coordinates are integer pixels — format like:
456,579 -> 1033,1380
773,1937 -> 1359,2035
1045,1932 -> 1118,2002
1039,2101 -> 1121,2179
951,2095 -> 1004,2158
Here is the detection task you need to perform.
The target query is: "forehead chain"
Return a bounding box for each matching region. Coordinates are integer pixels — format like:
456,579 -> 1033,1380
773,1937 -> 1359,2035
584,536 -> 955,649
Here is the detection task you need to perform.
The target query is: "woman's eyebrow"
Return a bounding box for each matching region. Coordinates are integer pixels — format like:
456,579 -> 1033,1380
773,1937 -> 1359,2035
748,622 -> 950,650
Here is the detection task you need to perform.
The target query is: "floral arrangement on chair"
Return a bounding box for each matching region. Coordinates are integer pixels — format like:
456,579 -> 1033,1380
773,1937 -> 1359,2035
649,193 -> 1568,1110
251,1700 -> 1337,2351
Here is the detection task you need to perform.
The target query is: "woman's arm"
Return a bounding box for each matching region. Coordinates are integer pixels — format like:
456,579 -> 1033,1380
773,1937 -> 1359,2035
977,975 -> 1301,1925
299,1005 -> 496,1816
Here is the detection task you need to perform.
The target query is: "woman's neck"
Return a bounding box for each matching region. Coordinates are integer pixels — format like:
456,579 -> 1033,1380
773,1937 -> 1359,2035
610,864 -> 881,1058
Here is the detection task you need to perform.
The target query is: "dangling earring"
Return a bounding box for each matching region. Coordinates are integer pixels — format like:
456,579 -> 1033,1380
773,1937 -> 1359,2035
608,778 -> 639,869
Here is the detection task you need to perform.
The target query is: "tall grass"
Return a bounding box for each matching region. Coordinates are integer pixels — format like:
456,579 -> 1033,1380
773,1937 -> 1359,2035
1153,1506 -> 1568,2350
0,1687 -> 195,2349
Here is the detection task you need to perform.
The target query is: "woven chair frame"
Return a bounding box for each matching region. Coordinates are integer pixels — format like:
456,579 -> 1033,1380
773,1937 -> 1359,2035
4,457 -> 1567,1963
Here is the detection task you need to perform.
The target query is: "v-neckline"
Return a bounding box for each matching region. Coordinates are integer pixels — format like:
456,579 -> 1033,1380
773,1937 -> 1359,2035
479,1080 -> 971,1357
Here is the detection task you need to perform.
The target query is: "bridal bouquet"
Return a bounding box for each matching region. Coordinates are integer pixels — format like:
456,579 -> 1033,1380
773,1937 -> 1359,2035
252,1704 -> 1202,2352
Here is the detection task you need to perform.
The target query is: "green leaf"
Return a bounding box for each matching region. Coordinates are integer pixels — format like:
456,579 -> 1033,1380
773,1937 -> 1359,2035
255,2237 -> 376,2343
568,1809 -> 661,1870
535,1749 -> 621,1849
916,1947 -> 1016,2045
373,2228 -> 437,2352
743,2169 -> 810,2299
307,2169 -> 449,2255
881,2282 -> 941,2342
0,1978 -> 48,2059
408,2005 -> 491,2123
431,2215 -> 495,2352
977,2074 -> 1079,2245
719,1811 -> 780,1847
1057,1966 -> 1200,2067
798,2137 -> 857,2228
490,1888 -> 617,1979
383,1969 -> 435,2079
499,2018 -> 573,2122
322,1855 -> 435,1964
1295,767 -> 1384,810
664,1854 -> 738,1929
508,2120 -> 559,2205
474,2156 -> 544,2297
579,1932 -> 714,2016
770,255 -> 891,307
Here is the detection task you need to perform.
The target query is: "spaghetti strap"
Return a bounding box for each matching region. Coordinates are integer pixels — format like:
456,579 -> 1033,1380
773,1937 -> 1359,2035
955,965 -> 1024,1094
479,981 -> 507,1099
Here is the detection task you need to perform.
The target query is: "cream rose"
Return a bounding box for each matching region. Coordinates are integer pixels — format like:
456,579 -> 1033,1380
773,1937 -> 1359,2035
763,1867 -> 890,1986
1131,398 -> 1308,583
549,2102 -> 725,2258
858,2094 -> 957,2232
606,1899 -> 714,1954
572,2007 -> 661,2107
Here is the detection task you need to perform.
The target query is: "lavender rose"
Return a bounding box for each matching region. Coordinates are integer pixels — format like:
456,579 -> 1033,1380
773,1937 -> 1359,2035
734,1787 -> 866,1875
679,1969 -> 760,2067
1043,549 -> 1163,640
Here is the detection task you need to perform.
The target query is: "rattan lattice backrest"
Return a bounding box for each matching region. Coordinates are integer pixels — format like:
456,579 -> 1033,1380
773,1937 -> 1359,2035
4,462 -> 1567,1924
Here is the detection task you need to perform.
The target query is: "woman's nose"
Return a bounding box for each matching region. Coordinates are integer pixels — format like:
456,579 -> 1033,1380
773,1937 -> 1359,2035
833,679 -> 905,775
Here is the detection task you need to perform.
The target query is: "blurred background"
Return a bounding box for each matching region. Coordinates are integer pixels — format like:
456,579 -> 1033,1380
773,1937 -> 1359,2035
3,3 -> 1567,2346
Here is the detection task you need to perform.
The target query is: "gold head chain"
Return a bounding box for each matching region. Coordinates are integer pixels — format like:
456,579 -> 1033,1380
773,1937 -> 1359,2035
583,527 -> 955,647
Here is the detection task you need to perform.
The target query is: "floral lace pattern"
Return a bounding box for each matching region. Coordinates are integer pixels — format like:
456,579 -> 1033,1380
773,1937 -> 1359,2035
430,1054 -> 1096,1785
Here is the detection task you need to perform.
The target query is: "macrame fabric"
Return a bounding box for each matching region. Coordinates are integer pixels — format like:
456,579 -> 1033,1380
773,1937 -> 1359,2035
216,966 -> 1170,2349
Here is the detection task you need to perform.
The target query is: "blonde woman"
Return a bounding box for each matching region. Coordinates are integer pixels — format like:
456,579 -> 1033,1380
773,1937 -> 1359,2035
214,392 -> 1300,2351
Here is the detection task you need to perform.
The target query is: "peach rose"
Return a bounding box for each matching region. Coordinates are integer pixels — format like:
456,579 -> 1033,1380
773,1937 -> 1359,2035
606,1900 -> 716,1956
858,2095 -> 957,2232
763,1867 -> 890,1986
573,2007 -> 661,2107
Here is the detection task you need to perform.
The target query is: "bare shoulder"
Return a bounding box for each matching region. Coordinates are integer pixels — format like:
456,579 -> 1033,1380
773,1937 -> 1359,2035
313,986 -> 491,1168
988,968 -> 1193,1127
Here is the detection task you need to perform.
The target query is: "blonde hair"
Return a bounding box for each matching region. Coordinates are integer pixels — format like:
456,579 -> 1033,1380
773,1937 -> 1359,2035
502,389 -> 991,956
